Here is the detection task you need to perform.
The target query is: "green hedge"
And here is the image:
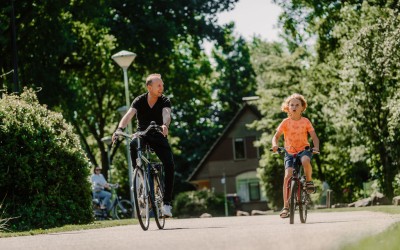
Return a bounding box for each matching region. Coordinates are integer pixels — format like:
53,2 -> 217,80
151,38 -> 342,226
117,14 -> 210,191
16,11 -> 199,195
173,190 -> 234,218
0,88 -> 93,231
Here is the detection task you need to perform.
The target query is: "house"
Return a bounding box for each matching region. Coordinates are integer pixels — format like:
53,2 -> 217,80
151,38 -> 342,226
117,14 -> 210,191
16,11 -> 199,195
187,102 -> 269,213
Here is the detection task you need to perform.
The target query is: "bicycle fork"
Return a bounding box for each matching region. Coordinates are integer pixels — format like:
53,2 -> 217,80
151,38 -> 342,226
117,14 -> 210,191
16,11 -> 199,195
286,178 -> 301,207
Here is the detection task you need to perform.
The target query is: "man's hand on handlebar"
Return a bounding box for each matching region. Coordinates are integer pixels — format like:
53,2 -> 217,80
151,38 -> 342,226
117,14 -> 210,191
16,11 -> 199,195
112,127 -> 123,146
161,124 -> 168,137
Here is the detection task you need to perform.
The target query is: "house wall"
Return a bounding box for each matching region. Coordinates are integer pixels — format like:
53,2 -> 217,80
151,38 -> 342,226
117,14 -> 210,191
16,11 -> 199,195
190,106 -> 269,212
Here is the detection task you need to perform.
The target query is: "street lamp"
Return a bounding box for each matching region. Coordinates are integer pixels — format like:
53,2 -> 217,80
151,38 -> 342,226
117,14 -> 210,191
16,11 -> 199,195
101,136 -> 113,183
112,50 -> 136,204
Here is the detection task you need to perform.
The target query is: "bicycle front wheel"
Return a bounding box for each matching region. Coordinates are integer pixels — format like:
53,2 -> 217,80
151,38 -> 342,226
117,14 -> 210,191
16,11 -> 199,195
114,199 -> 134,220
289,179 -> 297,224
153,175 -> 165,229
299,188 -> 308,223
133,168 -> 151,230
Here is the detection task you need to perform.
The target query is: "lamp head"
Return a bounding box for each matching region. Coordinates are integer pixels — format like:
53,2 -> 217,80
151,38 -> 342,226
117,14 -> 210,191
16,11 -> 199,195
111,50 -> 136,69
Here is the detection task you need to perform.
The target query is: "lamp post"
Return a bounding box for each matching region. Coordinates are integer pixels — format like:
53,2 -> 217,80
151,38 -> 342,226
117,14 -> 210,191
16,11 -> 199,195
101,136 -> 113,183
112,50 -> 136,204
221,172 -> 228,216
11,0 -> 19,93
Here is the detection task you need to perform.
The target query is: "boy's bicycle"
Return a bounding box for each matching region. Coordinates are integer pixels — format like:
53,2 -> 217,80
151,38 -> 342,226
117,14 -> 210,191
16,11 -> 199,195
92,183 -> 134,220
115,121 -> 166,231
271,146 -> 318,224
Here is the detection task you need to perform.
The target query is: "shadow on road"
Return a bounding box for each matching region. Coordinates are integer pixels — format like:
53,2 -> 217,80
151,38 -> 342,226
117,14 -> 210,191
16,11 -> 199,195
160,226 -> 226,231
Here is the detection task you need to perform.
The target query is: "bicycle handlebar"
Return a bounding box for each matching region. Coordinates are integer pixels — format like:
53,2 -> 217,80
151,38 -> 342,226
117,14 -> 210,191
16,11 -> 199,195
269,146 -> 320,155
114,121 -> 162,140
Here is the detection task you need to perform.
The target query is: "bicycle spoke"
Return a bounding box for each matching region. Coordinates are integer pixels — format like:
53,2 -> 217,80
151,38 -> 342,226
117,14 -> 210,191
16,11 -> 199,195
133,168 -> 150,230
153,175 -> 165,229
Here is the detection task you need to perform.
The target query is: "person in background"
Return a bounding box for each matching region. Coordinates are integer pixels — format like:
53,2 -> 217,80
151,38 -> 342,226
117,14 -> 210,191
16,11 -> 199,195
90,166 -> 112,210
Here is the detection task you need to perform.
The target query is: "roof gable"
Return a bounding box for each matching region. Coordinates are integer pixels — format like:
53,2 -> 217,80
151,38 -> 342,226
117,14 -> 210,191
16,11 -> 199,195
187,104 -> 261,182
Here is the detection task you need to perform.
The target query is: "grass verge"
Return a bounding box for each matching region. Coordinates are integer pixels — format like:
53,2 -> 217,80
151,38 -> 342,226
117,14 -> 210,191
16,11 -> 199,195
272,205 -> 400,250
341,221 -> 400,250
0,219 -> 138,238
309,205 -> 400,215
310,205 -> 400,250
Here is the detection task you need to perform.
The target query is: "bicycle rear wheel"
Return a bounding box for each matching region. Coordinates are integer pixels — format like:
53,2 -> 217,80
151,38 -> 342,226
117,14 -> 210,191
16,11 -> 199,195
153,175 -> 165,229
133,168 -> 150,230
289,179 -> 297,224
114,199 -> 134,220
299,188 -> 308,223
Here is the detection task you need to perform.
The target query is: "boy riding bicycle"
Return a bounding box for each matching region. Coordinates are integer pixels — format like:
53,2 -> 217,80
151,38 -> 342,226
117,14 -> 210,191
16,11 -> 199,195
271,93 -> 319,218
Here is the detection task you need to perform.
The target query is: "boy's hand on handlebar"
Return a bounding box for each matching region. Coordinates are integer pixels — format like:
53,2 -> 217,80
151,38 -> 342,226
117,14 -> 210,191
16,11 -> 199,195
271,145 -> 279,153
312,147 -> 320,154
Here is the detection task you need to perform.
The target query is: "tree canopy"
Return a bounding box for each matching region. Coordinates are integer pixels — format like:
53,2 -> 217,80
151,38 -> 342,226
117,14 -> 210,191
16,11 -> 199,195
252,1 -> 400,208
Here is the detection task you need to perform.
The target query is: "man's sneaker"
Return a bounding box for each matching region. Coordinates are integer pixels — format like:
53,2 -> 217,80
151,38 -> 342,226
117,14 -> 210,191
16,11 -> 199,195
162,204 -> 172,217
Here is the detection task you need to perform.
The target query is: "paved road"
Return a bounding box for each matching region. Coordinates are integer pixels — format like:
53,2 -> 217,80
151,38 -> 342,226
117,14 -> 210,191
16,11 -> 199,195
1,211 -> 399,250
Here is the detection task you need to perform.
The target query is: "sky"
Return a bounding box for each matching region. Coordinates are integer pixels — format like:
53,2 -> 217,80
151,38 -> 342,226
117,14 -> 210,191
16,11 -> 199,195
217,0 -> 283,42
203,0 -> 283,54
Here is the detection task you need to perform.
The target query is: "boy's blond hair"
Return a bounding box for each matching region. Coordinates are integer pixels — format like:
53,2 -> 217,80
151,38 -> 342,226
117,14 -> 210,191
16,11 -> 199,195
146,73 -> 162,86
281,93 -> 308,113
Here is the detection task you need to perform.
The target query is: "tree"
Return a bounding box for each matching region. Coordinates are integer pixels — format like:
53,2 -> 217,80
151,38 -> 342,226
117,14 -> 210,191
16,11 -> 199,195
211,24 -> 257,126
0,0 -> 241,189
340,4 -> 400,198
273,0 -> 394,61
249,38 -> 311,209
273,0 -> 400,200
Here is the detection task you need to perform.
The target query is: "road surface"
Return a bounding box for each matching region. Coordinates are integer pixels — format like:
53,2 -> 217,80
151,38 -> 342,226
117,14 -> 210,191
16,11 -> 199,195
1,211 -> 399,250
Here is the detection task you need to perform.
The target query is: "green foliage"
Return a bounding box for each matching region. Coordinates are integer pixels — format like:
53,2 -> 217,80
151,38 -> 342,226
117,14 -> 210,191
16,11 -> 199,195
212,24 -> 257,125
0,88 -> 93,231
252,1 -> 400,208
173,190 -> 229,218
249,39 -> 312,209
393,173 -> 400,196
0,0 -> 244,196
342,222 -> 400,250
340,4 -> 400,198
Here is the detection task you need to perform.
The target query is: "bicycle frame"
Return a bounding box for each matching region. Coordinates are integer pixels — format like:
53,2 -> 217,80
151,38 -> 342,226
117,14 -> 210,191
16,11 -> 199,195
272,147 -> 314,224
285,154 -> 305,209
117,122 -> 166,230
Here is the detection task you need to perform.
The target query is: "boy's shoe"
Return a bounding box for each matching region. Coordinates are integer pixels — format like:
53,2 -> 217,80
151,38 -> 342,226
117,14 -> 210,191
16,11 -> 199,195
162,204 -> 172,217
306,181 -> 316,194
279,207 -> 289,218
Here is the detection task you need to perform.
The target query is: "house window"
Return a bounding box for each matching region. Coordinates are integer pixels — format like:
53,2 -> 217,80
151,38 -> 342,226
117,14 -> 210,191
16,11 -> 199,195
249,182 -> 260,201
234,138 -> 246,160
237,179 -> 261,202
236,171 -> 267,203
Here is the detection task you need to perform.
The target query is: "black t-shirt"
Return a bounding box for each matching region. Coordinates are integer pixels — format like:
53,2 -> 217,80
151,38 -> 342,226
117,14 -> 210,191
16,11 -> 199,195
131,93 -> 171,131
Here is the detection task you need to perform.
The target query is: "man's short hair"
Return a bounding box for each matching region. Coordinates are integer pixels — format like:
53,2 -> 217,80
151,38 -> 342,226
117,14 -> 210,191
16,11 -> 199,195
146,73 -> 162,86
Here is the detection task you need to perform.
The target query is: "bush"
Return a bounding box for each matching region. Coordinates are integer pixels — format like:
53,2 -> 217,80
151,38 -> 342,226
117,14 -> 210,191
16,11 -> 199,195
0,88 -> 93,231
173,190 -> 228,218
393,173 -> 400,196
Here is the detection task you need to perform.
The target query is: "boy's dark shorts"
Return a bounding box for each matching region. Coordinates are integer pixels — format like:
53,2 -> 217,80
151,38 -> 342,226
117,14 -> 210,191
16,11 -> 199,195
284,150 -> 313,169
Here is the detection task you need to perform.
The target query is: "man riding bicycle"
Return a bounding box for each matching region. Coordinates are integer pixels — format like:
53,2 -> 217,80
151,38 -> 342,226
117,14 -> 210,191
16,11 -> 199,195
112,73 -> 174,217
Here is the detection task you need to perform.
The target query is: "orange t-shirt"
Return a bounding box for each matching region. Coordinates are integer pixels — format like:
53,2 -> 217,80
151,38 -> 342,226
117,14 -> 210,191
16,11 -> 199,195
277,117 -> 315,154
